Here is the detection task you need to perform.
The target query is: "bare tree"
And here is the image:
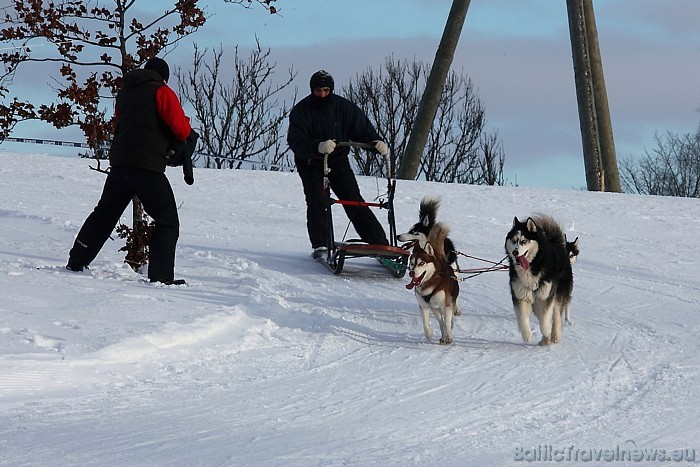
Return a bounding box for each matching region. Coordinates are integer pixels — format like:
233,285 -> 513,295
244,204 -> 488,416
344,56 -> 506,185
475,131 -> 506,186
176,40 -> 296,172
344,57 -> 424,177
421,71 -> 485,183
620,128 -> 700,197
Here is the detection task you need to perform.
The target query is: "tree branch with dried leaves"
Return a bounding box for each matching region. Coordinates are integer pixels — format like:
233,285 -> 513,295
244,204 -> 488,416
0,0 -> 207,148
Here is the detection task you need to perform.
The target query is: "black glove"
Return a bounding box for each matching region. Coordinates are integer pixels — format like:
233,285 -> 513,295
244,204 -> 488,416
182,129 -> 199,185
166,144 -> 186,167
166,130 -> 199,167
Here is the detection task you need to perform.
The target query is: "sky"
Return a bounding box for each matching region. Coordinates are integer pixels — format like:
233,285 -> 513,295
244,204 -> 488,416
1,150 -> 699,465
1,0 -> 699,189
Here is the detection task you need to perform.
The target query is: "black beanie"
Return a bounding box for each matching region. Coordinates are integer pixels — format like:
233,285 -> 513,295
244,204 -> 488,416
145,57 -> 170,83
310,70 -> 334,92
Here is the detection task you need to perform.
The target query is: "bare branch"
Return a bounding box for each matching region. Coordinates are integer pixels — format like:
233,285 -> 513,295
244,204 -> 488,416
620,129 -> 700,197
344,56 -> 505,185
175,39 -> 296,171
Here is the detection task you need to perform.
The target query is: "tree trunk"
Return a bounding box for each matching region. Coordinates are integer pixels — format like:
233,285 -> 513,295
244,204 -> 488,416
583,0 -> 621,192
131,197 -> 145,270
567,0 -> 601,191
397,0 -> 472,180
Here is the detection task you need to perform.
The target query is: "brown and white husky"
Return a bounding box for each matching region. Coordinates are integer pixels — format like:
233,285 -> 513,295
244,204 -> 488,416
397,196 -> 458,275
405,222 -> 460,344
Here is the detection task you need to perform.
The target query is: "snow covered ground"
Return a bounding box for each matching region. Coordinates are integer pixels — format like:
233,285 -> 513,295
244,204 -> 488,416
0,151 -> 698,466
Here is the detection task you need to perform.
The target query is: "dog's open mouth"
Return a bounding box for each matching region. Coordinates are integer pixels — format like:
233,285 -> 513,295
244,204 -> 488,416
515,253 -> 530,270
405,271 -> 426,289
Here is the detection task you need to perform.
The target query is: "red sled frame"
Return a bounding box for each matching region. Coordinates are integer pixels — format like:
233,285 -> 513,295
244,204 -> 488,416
317,142 -> 410,277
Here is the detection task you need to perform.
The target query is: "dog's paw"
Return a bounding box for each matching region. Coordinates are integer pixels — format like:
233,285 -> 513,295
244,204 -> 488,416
521,328 -> 533,343
537,336 -> 553,346
439,337 -> 453,345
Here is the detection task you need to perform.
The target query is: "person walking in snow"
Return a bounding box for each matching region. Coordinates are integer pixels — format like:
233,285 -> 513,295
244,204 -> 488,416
287,70 -> 390,259
66,57 -> 197,285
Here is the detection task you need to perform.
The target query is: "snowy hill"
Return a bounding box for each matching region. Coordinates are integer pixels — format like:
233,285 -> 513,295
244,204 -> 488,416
0,152 -> 698,466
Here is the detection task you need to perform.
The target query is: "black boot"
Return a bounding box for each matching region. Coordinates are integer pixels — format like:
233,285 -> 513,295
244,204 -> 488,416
150,278 -> 187,286
65,261 -> 87,272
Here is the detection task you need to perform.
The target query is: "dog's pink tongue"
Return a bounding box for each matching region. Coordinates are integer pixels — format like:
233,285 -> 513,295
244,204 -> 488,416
406,271 -> 425,289
517,255 -> 530,270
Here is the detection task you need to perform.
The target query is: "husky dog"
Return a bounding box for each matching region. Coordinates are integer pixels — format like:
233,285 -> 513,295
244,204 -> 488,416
397,196 -> 458,274
562,236 -> 580,324
405,222 -> 460,344
566,236 -> 580,266
504,215 -> 573,346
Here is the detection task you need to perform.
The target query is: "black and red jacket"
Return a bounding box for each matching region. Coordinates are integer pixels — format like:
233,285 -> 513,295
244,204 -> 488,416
109,68 -> 191,173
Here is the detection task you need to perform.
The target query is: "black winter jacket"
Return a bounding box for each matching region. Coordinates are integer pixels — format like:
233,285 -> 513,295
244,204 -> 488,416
109,69 -> 175,173
287,93 -> 381,167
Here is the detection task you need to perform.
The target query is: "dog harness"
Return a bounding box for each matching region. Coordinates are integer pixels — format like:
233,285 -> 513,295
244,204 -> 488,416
420,291 -> 435,302
418,271 -> 452,302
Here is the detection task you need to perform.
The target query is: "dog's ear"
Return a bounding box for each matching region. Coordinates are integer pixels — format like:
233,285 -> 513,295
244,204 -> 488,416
421,214 -> 430,227
526,217 -> 538,232
424,242 -> 435,257
512,216 -> 519,227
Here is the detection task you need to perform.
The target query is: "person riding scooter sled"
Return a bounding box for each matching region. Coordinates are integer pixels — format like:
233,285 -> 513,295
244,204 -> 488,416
287,69 -> 390,259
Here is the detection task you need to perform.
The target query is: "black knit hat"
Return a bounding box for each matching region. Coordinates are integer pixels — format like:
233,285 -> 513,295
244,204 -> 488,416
310,70 -> 334,92
145,57 -> 169,83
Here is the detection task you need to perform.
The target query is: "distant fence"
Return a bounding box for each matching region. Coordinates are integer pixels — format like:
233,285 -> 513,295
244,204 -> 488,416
1,135 -> 295,171
1,136 -> 94,148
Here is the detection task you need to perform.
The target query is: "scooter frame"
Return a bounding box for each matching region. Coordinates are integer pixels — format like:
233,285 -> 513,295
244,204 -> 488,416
317,142 -> 409,277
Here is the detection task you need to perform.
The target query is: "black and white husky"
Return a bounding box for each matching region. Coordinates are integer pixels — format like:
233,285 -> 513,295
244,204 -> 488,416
504,215 -> 573,346
563,236 -> 580,324
397,196 -> 458,274
566,236 -> 580,267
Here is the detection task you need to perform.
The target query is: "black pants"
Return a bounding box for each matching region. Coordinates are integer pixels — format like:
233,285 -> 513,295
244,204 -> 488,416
68,166 -> 180,282
296,156 -> 388,249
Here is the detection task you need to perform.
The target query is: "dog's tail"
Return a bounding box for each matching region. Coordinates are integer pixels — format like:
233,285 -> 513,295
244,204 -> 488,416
426,221 -> 451,263
419,196 -> 441,227
532,213 -> 566,246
